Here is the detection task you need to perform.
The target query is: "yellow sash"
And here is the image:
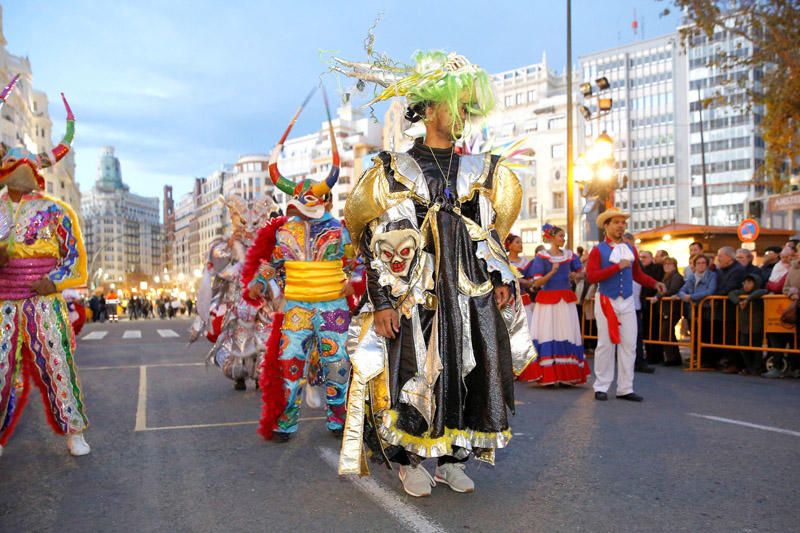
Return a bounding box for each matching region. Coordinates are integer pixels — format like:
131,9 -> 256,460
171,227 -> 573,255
284,260 -> 345,302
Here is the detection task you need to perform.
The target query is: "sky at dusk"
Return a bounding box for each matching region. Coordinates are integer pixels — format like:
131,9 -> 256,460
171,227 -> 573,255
3,0 -> 681,200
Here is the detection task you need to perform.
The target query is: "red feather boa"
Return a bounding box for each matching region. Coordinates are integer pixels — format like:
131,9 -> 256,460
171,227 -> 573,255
257,312 -> 285,440
241,215 -> 287,306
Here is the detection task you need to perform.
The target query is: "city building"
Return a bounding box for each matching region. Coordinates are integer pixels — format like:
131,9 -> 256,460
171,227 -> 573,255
685,16 -> 766,227
162,185 -> 175,277
81,146 -> 163,288
172,179 -> 203,282
579,34 -> 690,235
277,101 -> 382,219
0,6 -> 81,211
486,53 -> 573,254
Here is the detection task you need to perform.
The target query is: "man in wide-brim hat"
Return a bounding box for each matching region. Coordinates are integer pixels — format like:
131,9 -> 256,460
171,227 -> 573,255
585,208 -> 666,402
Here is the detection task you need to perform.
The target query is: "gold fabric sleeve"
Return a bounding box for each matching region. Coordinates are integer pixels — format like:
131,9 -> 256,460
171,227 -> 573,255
487,162 -> 522,242
344,160 -> 389,254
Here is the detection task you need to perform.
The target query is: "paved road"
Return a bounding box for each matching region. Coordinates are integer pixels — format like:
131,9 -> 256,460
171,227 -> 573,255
1,318 -> 799,532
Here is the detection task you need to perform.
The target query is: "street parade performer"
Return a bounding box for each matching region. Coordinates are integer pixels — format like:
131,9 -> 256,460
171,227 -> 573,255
242,86 -> 355,442
585,208 -> 665,402
517,223 -> 590,387
190,194 -> 283,391
334,50 -> 534,497
0,75 -> 90,457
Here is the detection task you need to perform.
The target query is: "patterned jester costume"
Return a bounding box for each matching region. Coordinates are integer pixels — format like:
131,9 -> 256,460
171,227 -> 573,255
242,87 -> 353,440
0,75 -> 90,456
191,194 -> 283,390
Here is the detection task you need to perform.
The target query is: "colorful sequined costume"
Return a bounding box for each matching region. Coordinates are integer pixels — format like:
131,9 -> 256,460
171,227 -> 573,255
0,75 -> 89,448
190,194 -> 283,388
334,52 -> 534,476
242,86 -> 352,439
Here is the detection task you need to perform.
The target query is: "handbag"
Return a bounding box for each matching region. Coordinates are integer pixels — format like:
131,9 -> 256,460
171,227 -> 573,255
780,301 -> 798,328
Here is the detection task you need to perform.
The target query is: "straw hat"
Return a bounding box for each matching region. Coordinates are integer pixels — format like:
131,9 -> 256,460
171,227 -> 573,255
596,207 -> 631,228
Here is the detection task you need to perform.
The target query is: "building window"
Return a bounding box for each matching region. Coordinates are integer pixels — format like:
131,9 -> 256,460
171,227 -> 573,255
551,144 -> 565,158
527,198 -> 538,218
504,95 -> 513,108
552,191 -> 565,209
548,116 -> 565,130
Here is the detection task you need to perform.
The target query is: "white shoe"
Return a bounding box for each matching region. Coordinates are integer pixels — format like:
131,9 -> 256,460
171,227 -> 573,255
66,434 -> 91,456
0,444 -> 3,458
434,462 -> 475,493
399,464 -> 436,497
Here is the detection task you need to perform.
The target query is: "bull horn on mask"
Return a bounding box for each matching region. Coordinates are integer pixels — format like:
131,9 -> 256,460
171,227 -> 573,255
268,85 -> 318,196
310,85 -> 340,198
38,93 -> 75,169
0,74 -> 20,112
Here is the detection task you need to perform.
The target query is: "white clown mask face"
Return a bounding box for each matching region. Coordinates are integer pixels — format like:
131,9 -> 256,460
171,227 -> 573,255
375,229 -> 419,278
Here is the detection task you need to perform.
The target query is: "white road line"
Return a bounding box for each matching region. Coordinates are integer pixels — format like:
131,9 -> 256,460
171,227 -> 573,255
157,329 -> 180,338
136,416 -> 327,432
135,366 -> 148,431
81,331 -> 108,340
122,330 -> 142,339
688,413 -> 800,438
82,363 -> 204,371
318,447 -> 447,533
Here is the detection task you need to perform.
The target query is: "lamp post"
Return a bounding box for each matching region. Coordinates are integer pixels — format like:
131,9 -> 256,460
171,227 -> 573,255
566,0 -> 575,246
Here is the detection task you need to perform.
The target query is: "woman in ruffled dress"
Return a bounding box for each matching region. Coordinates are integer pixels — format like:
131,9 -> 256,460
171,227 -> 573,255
518,224 -> 590,386
505,233 -> 534,324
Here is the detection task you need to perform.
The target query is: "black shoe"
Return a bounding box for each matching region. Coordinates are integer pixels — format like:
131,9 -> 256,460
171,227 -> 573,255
635,365 -> 656,374
273,432 -> 293,443
233,379 -> 246,391
616,393 -> 644,402
329,428 -> 344,438
594,391 -> 608,401
663,359 -> 683,367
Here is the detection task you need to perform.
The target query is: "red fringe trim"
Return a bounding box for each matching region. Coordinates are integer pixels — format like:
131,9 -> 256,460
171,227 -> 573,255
518,358 -> 590,386
241,216 -> 287,306
257,312 -> 286,440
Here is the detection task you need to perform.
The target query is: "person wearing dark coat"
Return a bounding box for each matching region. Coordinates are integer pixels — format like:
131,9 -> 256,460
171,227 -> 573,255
728,274 -> 767,375
759,246 -> 782,285
647,257 -> 685,365
711,247 -> 747,372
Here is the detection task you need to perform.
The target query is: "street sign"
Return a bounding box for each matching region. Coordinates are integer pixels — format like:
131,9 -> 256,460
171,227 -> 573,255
737,218 -> 760,242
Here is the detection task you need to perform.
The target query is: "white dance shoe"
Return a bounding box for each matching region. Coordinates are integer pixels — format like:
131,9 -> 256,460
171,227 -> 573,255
66,434 -> 91,456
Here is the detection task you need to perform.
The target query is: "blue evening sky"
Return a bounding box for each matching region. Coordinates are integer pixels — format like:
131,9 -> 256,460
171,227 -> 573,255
3,0 -> 681,200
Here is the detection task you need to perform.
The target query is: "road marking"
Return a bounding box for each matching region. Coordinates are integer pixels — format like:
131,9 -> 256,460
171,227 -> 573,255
122,330 -> 142,339
136,416 -> 326,432
688,413 -> 800,438
82,331 -> 108,340
135,366 -> 148,431
82,363 -> 204,371
157,329 -> 180,338
318,447 -> 446,533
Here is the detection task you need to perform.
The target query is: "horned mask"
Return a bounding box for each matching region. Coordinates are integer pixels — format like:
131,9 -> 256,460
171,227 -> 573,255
268,85 -> 339,220
0,75 -> 75,192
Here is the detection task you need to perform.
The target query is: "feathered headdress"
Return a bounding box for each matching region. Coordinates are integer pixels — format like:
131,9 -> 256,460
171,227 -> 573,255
332,50 -> 495,136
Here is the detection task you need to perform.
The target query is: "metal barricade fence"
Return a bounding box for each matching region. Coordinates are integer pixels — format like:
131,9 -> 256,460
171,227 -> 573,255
693,294 -> 799,370
578,294 -> 798,370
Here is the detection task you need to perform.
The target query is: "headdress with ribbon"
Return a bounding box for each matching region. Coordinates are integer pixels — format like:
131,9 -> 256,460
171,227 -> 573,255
0,74 -> 75,192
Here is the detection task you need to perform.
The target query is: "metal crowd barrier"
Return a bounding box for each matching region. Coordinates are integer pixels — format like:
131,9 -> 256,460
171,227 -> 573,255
692,294 -> 799,371
577,294 -> 799,371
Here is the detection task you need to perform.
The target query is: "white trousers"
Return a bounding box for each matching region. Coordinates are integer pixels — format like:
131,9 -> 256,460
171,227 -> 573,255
593,296 -> 638,395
